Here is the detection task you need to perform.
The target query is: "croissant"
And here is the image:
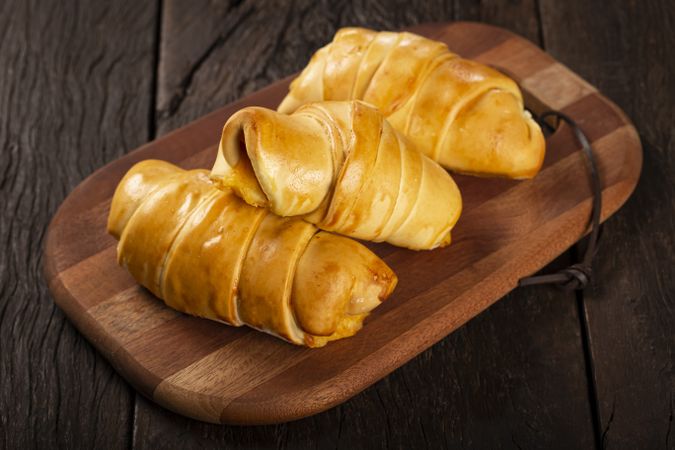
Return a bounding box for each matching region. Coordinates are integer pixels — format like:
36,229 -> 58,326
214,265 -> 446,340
278,27 -> 545,179
107,159 -> 397,347
211,100 -> 462,250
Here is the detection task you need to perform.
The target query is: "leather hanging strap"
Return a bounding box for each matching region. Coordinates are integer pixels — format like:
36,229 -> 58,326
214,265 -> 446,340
518,111 -> 603,291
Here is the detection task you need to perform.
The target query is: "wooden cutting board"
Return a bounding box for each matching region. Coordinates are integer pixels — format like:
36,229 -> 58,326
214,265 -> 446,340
43,21 -> 642,425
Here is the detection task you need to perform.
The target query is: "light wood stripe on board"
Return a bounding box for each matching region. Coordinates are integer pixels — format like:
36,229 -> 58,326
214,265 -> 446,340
153,332 -> 311,422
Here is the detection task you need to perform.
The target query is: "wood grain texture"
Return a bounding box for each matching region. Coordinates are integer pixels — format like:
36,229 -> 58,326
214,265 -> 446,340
540,0 -> 675,447
155,0 -> 464,136
0,0 -> 158,448
43,18 -> 642,432
2,0 -> 667,447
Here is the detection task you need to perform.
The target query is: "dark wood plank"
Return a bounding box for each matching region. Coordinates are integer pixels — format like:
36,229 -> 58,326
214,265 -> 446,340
539,0 -> 675,447
452,0 -> 542,43
0,0 -> 158,448
132,1 -> 595,447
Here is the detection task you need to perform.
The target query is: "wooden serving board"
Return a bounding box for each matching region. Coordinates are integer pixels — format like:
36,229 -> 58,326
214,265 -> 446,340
44,22 -> 642,425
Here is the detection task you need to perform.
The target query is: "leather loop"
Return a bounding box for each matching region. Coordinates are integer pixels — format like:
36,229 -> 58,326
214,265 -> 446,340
518,111 -> 603,291
559,264 -> 592,290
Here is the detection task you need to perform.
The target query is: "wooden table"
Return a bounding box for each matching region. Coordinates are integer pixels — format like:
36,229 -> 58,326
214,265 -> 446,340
1,1 -> 672,448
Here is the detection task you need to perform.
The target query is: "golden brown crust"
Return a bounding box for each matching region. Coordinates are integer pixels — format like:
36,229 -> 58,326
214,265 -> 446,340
117,170 -> 214,297
212,101 -> 462,250
278,27 -> 545,179
109,160 -> 397,347
162,189 -> 266,325
107,159 -> 182,240
292,232 -> 397,337
238,214 -> 316,343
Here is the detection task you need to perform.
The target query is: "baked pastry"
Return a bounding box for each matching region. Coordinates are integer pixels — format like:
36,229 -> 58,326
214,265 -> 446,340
278,27 -> 545,179
211,100 -> 462,250
107,159 -> 397,347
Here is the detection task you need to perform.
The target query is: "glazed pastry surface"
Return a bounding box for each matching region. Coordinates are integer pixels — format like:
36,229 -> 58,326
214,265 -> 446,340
108,159 -> 397,347
278,28 -> 545,179
212,100 -> 462,250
